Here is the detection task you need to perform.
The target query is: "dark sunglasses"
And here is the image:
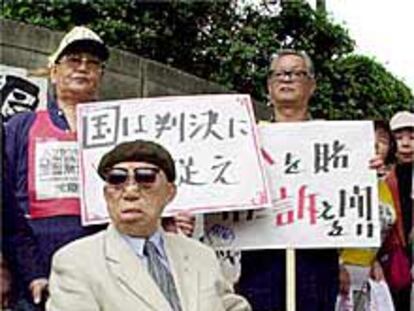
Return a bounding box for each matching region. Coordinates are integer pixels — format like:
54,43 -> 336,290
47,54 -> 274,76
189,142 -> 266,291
105,167 -> 160,186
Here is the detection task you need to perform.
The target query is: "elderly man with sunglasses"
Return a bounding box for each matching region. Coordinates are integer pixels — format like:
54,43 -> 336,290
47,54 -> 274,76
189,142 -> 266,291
46,140 -> 251,311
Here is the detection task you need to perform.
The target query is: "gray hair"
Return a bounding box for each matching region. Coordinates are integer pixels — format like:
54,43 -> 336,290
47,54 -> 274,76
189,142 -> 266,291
269,49 -> 315,78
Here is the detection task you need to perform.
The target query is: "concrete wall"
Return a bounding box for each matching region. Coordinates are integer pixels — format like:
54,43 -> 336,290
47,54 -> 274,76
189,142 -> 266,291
0,19 -> 270,120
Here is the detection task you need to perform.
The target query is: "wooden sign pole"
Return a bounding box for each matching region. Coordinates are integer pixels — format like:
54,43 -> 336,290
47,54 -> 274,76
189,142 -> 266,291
286,248 -> 296,311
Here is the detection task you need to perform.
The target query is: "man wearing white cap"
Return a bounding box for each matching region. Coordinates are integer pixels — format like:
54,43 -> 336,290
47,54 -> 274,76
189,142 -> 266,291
4,25 -> 195,309
378,110 -> 413,311
4,26 -> 110,308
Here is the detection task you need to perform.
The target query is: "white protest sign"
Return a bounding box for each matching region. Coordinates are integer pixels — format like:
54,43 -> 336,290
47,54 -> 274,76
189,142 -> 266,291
77,94 -> 270,225
204,121 -> 380,249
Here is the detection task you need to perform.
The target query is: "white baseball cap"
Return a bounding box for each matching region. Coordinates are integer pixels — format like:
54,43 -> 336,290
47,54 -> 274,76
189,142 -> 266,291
48,26 -> 109,67
390,111 -> 414,131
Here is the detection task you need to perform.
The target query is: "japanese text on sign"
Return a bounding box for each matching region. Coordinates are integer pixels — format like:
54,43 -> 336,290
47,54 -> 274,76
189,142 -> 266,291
204,121 -> 380,250
77,94 -> 270,225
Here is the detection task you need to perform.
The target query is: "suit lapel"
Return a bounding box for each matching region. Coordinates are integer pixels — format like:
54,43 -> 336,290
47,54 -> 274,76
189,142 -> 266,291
104,225 -> 172,311
164,233 -> 199,311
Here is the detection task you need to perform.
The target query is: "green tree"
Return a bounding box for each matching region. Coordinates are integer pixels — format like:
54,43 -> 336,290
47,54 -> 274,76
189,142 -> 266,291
2,0 -> 412,119
328,55 -> 413,119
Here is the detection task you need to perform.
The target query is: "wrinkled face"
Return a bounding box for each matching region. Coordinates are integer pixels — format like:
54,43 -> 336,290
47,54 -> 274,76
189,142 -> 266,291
375,127 -> 391,162
393,128 -> 414,164
50,52 -> 103,103
267,54 -> 315,109
104,162 -> 176,237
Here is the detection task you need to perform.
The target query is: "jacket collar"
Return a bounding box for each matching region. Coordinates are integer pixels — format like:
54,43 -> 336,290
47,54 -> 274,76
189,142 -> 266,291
104,225 -> 198,311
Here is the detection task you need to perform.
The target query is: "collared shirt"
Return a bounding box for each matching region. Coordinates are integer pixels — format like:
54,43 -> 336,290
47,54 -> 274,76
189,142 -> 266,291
269,111 -> 312,123
47,97 -> 72,131
122,230 -> 171,270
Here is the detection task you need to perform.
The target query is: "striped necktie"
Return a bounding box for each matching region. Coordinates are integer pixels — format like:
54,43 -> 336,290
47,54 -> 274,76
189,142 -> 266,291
144,240 -> 182,311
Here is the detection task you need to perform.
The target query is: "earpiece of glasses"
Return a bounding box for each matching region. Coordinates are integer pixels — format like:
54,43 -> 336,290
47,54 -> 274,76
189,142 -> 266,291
105,167 -> 160,186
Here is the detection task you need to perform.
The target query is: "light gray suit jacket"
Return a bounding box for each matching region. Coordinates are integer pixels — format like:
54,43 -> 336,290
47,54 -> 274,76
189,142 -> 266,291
47,225 -> 251,311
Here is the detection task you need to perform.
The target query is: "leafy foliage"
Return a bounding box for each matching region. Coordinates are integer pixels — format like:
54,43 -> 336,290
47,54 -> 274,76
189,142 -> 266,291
328,55 -> 413,119
2,0 -> 412,119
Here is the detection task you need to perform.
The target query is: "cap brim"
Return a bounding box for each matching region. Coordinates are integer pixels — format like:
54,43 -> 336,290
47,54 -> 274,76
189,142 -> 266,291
391,123 -> 414,131
55,39 -> 109,63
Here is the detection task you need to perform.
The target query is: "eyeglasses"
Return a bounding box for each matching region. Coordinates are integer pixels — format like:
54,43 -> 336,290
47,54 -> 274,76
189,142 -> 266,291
58,54 -> 103,71
268,69 -> 310,82
105,167 -> 160,187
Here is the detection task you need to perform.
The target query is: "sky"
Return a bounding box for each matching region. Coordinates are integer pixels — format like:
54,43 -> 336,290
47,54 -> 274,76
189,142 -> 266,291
323,0 -> 414,92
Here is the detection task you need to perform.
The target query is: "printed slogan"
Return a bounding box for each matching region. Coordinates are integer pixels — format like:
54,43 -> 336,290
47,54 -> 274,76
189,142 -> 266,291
77,95 -> 270,225
204,121 -> 380,249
